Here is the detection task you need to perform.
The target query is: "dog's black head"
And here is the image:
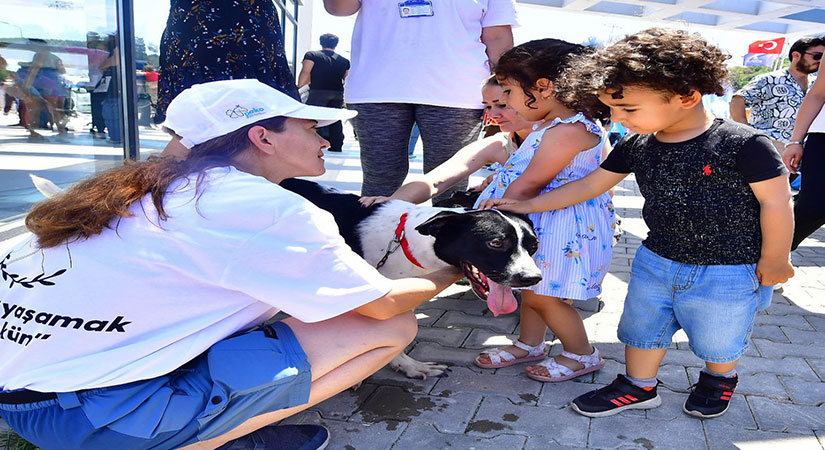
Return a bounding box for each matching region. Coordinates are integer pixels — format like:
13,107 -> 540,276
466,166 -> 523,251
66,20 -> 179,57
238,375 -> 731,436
431,189 -> 481,208
415,209 -> 542,316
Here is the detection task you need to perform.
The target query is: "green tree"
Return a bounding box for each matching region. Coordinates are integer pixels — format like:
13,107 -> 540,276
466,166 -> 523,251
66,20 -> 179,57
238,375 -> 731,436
135,37 -> 148,61
729,65 -> 772,89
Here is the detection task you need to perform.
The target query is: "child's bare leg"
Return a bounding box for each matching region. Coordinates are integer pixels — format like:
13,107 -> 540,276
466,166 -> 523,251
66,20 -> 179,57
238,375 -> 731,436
705,360 -> 738,374
518,302 -> 549,346
476,302 -> 546,364
522,291 -> 593,377
625,346 -> 667,379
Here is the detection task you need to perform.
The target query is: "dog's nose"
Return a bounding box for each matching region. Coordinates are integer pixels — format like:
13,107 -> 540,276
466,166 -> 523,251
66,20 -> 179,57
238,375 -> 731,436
512,272 -> 542,287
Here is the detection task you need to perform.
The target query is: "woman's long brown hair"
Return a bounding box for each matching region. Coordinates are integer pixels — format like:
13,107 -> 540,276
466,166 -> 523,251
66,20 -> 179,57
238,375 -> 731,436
26,116 -> 287,248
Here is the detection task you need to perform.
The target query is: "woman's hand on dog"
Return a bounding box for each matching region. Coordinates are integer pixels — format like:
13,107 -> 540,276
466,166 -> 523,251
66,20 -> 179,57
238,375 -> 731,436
359,196 -> 392,207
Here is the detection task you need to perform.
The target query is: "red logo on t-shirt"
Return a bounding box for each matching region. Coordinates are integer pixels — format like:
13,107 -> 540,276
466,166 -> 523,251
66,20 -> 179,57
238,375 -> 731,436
703,164 -> 712,176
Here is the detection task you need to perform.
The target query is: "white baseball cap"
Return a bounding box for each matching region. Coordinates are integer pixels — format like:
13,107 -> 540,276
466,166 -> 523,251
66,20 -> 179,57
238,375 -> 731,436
163,78 -> 357,148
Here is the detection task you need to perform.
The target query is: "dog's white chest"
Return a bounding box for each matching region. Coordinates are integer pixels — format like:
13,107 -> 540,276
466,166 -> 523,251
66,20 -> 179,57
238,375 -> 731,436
357,202 -> 452,279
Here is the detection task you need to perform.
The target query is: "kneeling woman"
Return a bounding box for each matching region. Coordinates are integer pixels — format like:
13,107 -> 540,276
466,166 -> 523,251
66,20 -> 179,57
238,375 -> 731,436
0,79 -> 461,450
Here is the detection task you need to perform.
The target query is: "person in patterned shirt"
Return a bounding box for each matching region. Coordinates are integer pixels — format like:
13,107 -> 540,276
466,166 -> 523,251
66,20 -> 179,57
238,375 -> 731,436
730,36 -> 825,154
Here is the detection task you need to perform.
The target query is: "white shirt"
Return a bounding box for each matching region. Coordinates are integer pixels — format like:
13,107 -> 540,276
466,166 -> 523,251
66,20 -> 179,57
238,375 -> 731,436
344,0 -> 518,109
0,168 -> 392,392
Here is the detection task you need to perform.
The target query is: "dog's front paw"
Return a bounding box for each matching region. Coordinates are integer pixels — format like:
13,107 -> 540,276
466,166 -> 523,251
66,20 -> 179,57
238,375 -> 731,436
389,353 -> 449,379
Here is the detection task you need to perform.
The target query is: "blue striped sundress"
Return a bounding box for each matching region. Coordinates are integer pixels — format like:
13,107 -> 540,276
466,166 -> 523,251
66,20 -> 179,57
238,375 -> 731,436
474,113 -> 617,300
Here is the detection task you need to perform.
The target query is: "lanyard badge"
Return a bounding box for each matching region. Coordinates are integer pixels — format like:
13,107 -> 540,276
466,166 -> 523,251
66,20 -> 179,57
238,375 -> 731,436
399,0 -> 434,18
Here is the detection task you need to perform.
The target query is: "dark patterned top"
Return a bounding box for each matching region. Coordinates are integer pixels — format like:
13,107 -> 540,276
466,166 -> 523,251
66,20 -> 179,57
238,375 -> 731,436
156,0 -> 299,120
601,119 -> 787,265
734,68 -> 815,142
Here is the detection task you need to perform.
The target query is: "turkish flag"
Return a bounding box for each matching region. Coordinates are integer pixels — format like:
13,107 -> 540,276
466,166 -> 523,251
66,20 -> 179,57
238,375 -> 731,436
748,38 -> 785,55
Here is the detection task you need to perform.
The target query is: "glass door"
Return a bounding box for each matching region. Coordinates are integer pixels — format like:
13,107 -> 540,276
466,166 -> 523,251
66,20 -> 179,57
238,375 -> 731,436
0,0 -> 127,227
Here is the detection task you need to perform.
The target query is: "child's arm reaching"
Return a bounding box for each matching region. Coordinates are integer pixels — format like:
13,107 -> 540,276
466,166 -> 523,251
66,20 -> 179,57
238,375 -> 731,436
480,167 -> 626,213
499,122 -> 599,202
749,175 -> 795,286
360,134 -> 510,207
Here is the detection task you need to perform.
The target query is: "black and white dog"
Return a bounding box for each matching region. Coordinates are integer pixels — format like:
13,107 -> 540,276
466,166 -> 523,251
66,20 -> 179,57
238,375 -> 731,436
30,175 -> 543,378
280,179 -> 542,378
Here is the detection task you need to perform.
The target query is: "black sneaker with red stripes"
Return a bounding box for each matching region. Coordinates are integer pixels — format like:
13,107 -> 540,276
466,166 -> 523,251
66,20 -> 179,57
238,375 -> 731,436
683,371 -> 738,418
571,374 -> 662,417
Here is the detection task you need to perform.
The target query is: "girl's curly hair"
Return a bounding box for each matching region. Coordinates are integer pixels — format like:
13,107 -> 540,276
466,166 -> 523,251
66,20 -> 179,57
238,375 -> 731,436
561,28 -> 731,100
494,39 -> 609,121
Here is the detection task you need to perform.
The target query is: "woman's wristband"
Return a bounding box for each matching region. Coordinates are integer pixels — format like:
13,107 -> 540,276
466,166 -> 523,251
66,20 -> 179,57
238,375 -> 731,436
785,141 -> 804,148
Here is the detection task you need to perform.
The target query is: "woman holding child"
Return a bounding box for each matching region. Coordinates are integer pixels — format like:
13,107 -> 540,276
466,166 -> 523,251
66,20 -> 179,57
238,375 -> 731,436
0,79 -> 462,450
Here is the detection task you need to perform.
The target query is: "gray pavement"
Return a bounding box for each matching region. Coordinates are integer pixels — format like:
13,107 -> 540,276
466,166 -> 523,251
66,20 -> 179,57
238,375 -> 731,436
1,133 -> 825,449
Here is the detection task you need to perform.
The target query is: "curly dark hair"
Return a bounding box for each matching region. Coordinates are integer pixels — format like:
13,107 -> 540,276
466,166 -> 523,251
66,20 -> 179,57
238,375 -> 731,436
562,28 -> 730,100
494,39 -> 609,121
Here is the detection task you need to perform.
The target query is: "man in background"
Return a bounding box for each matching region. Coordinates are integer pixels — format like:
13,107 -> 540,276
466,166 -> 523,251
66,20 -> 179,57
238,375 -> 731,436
298,33 -> 350,152
731,37 -> 825,156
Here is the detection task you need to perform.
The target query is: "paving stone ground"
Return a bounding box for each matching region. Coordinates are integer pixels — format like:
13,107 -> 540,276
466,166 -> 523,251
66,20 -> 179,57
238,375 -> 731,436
1,149 -> 824,449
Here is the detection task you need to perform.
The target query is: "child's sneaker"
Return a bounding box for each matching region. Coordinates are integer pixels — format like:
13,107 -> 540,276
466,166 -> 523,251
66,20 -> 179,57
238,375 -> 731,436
571,374 -> 661,417
683,371 -> 738,418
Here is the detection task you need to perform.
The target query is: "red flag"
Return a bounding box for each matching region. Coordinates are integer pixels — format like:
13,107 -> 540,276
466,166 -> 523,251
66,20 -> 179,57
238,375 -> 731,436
748,38 -> 785,55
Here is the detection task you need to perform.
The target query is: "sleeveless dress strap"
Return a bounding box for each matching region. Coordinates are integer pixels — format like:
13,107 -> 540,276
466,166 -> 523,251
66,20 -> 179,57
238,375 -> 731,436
545,112 -> 602,137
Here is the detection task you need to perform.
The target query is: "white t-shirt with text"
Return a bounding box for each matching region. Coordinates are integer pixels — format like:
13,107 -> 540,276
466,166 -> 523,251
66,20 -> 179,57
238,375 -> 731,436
0,168 -> 392,392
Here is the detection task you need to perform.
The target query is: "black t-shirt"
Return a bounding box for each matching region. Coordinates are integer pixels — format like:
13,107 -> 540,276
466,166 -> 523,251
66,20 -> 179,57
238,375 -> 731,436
304,50 -> 350,92
601,118 -> 788,265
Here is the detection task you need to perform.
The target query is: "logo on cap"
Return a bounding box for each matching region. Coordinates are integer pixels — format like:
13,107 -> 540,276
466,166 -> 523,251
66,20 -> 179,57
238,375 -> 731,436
226,105 -> 266,120
226,105 -> 249,119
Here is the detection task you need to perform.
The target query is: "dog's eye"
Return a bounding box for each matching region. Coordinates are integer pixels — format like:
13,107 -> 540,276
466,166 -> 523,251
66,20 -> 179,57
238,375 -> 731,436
487,239 -> 504,249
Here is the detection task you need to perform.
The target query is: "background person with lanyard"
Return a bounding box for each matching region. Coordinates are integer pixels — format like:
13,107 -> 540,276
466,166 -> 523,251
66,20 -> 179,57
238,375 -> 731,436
0,79 -> 462,450
324,0 -> 518,203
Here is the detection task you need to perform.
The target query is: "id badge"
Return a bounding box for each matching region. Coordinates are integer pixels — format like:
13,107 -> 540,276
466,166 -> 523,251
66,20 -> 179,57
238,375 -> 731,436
399,0 -> 434,18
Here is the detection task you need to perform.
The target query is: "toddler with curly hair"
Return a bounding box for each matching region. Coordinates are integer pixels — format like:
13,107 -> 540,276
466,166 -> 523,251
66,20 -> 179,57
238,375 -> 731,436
480,28 -> 794,419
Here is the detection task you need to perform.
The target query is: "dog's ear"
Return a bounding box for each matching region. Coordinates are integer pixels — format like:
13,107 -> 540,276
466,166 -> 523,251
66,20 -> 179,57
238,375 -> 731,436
415,211 -> 466,236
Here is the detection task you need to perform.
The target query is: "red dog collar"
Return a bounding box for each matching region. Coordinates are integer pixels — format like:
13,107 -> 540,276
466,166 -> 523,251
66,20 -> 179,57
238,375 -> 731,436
395,213 -> 425,269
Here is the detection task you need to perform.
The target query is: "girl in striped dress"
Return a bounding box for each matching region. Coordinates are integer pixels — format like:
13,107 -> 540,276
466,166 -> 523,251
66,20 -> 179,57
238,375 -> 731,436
473,39 -> 616,383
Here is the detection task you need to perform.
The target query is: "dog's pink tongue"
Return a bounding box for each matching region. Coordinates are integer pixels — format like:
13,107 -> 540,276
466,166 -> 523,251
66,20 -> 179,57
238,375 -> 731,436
487,280 -> 518,317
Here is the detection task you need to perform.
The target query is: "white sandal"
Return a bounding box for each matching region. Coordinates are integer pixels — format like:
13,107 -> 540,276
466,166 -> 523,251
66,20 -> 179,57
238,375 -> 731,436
526,347 -> 605,382
474,340 -> 547,369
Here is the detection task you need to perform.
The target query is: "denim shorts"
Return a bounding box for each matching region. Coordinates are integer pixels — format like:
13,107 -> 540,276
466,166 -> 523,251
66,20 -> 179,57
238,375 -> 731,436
617,245 -> 773,363
0,321 -> 311,450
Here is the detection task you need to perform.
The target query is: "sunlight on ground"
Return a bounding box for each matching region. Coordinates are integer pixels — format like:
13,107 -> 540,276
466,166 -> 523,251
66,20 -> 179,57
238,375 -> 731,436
481,335 -> 515,347
733,435 -> 823,449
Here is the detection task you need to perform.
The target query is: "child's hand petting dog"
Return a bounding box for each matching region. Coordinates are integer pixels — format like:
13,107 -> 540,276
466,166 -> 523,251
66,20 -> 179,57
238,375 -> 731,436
478,197 -> 535,214
359,195 -> 392,207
